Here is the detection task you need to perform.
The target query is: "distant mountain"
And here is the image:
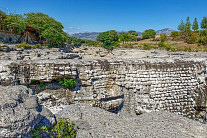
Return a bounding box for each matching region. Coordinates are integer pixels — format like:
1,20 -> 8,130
156,28 -> 175,35
70,29 -> 174,41
71,31 -> 143,41
70,32 -> 100,41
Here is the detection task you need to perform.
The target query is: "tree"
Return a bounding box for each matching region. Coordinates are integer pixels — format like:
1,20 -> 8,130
118,32 -> 131,44
5,13 -> 26,33
142,29 -> 156,39
24,12 -> 67,44
0,10 -> 6,24
192,18 -> 199,31
128,30 -> 138,36
185,16 -> 191,31
201,16 -> 207,30
178,20 -> 185,31
96,30 -> 119,50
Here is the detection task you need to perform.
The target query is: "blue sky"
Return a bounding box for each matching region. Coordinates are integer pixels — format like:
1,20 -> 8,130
0,0 -> 207,34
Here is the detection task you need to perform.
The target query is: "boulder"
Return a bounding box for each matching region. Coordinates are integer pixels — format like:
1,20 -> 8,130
0,86 -> 56,137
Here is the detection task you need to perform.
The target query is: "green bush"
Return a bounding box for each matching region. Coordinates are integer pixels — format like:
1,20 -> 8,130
59,78 -> 77,89
52,119 -> 76,138
37,44 -> 42,47
85,40 -> 100,47
170,47 -> 176,52
143,43 -> 152,50
30,119 -> 76,138
73,38 -> 84,46
39,82 -> 45,88
16,42 -> 37,49
171,31 -> 180,39
160,34 -> 167,43
158,42 -> 165,47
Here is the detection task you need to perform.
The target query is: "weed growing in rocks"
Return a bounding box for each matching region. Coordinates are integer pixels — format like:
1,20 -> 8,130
59,78 -> 77,89
30,119 -> 76,138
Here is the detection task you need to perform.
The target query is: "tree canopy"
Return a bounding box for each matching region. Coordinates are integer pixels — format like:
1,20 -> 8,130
192,18 -> 199,31
128,30 -> 138,36
119,32 -> 131,44
201,16 -> 207,30
96,30 -> 119,50
24,12 -> 67,44
185,16 -> 191,31
142,29 -> 156,39
178,20 -> 185,31
5,14 -> 26,33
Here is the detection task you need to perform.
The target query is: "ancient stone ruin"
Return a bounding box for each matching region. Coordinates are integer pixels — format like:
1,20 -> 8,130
0,45 -> 207,137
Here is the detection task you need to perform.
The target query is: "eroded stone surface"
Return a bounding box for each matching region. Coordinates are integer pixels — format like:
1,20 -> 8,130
57,104 -> 207,138
0,86 -> 56,137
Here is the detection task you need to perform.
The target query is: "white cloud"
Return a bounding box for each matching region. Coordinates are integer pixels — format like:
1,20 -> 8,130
68,26 -> 80,30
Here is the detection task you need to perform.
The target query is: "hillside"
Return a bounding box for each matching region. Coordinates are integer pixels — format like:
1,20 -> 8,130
71,32 -> 100,41
156,28 -> 175,35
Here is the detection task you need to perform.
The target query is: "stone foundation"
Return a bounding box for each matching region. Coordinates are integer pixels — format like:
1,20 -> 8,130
0,58 -> 207,119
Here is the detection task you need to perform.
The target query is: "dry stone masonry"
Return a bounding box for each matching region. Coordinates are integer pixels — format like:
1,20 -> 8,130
0,57 -> 207,119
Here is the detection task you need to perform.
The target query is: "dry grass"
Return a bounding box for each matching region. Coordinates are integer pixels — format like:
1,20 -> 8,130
120,35 -> 207,52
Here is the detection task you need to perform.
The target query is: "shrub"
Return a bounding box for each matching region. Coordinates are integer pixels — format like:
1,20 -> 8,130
171,31 -> 180,39
59,78 -> 77,89
85,40 -> 100,47
170,47 -> 176,52
73,38 -> 84,46
158,42 -> 165,47
16,42 -> 37,49
143,43 -> 152,50
160,34 -> 167,43
52,119 -> 76,138
30,119 -> 76,138
164,44 -> 171,51
37,44 -> 42,47
39,82 -> 45,88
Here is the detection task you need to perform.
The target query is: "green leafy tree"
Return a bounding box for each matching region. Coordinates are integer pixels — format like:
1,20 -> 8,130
178,20 -> 185,31
128,30 -> 138,42
142,29 -> 156,39
185,16 -> 191,31
192,18 -> 199,31
5,14 -> 26,33
201,16 -> 207,30
24,12 -> 67,45
130,34 -> 137,41
128,30 -> 138,36
72,38 -> 85,46
96,30 -> 119,50
119,32 -> 131,44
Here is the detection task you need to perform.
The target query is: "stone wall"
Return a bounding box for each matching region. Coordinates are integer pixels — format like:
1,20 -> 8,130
0,58 -> 207,118
0,32 -> 21,43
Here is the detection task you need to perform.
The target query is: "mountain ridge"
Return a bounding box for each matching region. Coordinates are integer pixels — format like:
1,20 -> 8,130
70,28 -> 175,40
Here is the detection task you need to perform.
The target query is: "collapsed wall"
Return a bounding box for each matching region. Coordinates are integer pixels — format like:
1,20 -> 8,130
0,58 -> 207,119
